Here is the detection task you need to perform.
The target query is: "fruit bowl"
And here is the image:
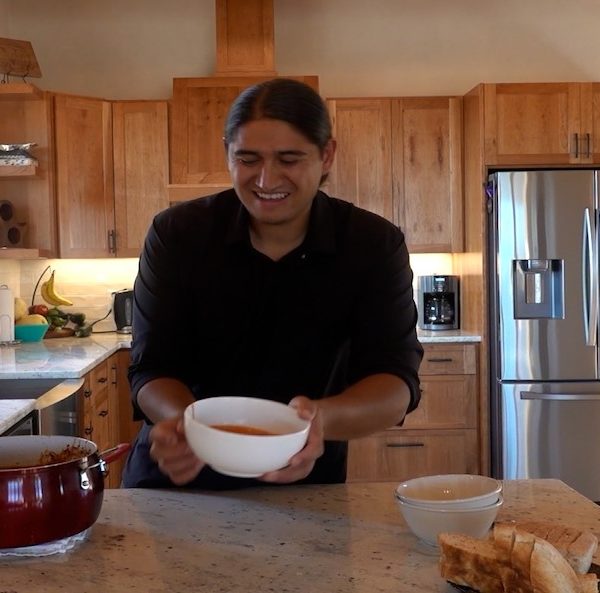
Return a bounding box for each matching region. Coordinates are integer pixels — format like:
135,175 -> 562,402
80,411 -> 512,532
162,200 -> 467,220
14,323 -> 49,342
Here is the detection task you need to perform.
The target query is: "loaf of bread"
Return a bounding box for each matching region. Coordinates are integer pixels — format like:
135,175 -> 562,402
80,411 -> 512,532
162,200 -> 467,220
510,520 -> 598,574
439,522 -> 599,593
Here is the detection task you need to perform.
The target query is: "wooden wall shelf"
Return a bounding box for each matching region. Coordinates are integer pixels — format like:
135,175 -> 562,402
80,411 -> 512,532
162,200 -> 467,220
0,82 -> 42,100
0,164 -> 37,177
0,247 -> 42,259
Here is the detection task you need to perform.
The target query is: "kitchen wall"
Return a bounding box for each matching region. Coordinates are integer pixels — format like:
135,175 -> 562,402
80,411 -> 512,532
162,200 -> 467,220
2,0 -> 592,325
0,253 -> 452,333
3,0 -> 600,99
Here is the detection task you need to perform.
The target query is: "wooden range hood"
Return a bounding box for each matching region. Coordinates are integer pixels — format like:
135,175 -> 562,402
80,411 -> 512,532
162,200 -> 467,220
214,0 -> 276,76
168,0 -> 318,199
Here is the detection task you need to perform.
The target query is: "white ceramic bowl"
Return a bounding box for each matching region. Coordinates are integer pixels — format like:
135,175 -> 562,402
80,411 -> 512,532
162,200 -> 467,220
395,474 -> 502,509
395,494 -> 504,547
183,396 -> 310,478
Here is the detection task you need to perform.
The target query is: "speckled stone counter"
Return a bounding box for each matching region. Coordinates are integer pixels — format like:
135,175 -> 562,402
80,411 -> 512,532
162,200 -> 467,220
0,333 -> 131,379
417,329 -> 481,343
1,479 -> 598,592
0,399 -> 35,434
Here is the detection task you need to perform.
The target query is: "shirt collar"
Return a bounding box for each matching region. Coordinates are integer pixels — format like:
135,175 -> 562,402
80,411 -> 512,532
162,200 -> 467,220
224,190 -> 338,255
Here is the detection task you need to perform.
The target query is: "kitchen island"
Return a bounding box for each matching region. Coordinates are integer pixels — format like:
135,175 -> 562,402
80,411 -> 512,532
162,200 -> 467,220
1,479 -> 598,592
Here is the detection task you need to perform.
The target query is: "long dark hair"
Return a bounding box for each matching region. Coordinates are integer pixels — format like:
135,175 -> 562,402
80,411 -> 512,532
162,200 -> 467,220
224,78 -> 332,154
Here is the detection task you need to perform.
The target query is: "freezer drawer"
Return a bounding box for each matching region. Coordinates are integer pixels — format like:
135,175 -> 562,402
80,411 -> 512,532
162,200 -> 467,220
498,382 -> 600,500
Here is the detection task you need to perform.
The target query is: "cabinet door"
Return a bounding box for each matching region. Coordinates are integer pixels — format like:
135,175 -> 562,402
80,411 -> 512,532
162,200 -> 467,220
170,76 -> 319,185
392,97 -> 463,252
81,360 -> 114,451
54,94 -> 115,257
327,98 -> 393,220
113,101 -> 170,257
587,83 -> 600,163
347,429 -> 479,482
0,89 -> 58,256
483,83 -> 582,165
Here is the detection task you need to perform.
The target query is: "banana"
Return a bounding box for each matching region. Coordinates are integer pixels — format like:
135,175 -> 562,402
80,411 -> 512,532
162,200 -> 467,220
40,271 -> 73,307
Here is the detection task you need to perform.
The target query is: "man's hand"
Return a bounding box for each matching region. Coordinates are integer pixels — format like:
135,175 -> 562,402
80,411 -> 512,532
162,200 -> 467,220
259,396 -> 324,484
149,416 -> 205,485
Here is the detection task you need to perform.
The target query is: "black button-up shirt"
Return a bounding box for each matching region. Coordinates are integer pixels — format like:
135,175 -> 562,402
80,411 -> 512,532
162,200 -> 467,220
123,189 -> 422,489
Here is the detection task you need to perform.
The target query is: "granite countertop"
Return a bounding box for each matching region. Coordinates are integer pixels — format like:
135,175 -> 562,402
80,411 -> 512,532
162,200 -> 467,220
1,479 -> 598,592
0,399 -> 36,434
417,329 -> 481,343
0,333 -> 132,379
0,331 -> 479,380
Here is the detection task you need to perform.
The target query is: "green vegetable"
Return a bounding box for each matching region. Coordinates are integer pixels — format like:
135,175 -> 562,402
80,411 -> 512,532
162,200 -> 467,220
68,312 -> 86,326
75,325 -> 93,337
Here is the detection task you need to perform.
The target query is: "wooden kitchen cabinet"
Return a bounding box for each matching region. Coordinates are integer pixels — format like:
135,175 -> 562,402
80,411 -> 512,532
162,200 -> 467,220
81,358 -> 116,485
168,75 -> 319,189
346,342 -> 479,482
476,82 -> 600,165
0,84 -> 58,257
80,350 -> 140,488
112,100 -> 170,257
327,96 -> 463,252
54,93 -> 115,258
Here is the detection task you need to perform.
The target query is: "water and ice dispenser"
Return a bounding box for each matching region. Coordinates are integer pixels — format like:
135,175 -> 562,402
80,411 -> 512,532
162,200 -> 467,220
513,259 -> 564,319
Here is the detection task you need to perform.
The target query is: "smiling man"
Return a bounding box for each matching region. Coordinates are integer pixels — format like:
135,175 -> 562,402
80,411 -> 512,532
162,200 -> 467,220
122,78 -> 423,490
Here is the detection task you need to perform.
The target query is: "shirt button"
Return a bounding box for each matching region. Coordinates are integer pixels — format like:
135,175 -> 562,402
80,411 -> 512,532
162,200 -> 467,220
301,253 -> 307,260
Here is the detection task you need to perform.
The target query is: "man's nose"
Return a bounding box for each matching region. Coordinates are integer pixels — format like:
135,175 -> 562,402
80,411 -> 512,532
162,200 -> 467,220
256,160 -> 281,189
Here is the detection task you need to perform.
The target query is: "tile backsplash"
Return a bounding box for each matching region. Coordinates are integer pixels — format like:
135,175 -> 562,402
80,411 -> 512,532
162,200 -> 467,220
0,252 -> 454,332
0,258 -> 139,332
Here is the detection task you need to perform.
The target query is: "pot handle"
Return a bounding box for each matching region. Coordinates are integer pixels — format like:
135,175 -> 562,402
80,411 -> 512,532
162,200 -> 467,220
99,443 -> 131,464
80,443 -> 131,490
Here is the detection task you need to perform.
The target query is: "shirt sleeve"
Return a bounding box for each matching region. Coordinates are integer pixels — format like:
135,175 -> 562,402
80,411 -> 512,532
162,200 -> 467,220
347,217 -> 423,414
127,209 -> 198,422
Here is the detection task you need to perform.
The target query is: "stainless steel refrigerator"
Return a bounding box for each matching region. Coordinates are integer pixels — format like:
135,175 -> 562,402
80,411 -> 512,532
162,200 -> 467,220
488,169 -> 600,500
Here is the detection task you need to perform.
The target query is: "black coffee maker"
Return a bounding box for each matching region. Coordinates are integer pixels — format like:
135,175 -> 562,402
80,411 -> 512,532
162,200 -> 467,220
417,275 -> 459,331
112,289 -> 133,334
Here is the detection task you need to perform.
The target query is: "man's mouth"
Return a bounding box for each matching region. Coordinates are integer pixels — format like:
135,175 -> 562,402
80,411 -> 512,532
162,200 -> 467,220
255,191 -> 289,201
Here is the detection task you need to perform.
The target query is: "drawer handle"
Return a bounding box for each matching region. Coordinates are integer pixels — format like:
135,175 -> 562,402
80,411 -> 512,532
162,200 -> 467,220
97,377 -> 108,384
386,442 -> 425,448
426,357 -> 454,363
98,410 -> 109,417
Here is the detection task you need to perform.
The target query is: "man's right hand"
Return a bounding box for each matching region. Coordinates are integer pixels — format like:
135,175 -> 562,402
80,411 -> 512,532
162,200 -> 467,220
149,416 -> 205,485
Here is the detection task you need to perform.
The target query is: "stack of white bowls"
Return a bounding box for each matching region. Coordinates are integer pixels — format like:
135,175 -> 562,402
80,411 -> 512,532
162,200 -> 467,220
394,474 -> 504,547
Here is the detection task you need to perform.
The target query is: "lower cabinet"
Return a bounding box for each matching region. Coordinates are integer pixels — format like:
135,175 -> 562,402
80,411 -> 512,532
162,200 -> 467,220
79,349 -> 140,488
346,342 -> 479,482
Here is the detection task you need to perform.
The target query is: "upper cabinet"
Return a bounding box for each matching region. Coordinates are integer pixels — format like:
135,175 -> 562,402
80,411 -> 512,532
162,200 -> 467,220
54,94 -> 115,258
477,82 -> 600,165
169,75 -> 319,188
54,95 -> 169,258
327,96 -> 463,253
0,83 -> 58,258
112,100 -> 170,257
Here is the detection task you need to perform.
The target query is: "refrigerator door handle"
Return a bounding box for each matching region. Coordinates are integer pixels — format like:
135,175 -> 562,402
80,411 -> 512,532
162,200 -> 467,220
520,390 -> 600,401
582,208 -> 598,346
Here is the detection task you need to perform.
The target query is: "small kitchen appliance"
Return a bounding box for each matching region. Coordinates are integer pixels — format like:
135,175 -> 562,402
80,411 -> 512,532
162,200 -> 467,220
112,289 -> 133,334
417,275 -> 459,330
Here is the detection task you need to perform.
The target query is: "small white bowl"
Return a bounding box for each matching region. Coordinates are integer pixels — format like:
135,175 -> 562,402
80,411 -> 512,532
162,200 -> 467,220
395,494 -> 504,547
395,474 -> 502,509
183,396 -> 310,478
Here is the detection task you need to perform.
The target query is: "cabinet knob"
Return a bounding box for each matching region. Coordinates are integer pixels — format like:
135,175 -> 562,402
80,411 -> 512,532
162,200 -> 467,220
98,410 -> 108,417
84,425 -> 93,436
83,389 -> 92,398
97,377 -> 108,384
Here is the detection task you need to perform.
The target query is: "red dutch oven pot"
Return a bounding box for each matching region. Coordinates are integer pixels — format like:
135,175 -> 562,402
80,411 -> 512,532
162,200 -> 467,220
0,435 -> 130,549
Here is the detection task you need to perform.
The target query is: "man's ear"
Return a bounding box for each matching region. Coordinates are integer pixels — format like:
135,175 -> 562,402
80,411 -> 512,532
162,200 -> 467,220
322,138 -> 337,173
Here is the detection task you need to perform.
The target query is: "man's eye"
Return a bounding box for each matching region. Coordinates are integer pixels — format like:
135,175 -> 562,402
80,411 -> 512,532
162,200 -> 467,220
280,158 -> 300,165
236,157 -> 259,165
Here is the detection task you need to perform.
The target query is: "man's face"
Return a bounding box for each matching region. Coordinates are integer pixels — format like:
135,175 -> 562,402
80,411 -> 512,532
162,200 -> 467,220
227,118 -> 335,230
